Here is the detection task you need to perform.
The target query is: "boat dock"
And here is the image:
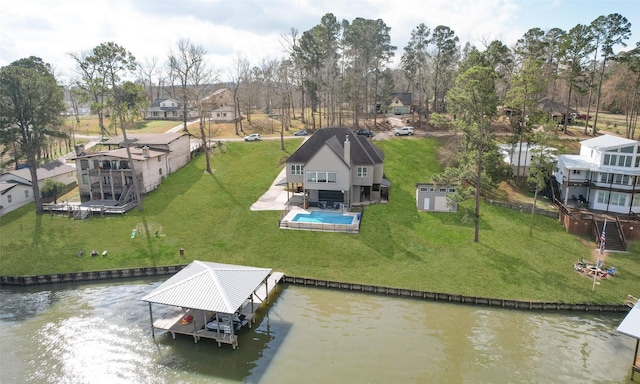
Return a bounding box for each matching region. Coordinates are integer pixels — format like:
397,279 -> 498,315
149,271 -> 284,349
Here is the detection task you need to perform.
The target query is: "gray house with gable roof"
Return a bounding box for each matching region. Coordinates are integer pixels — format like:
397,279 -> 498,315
285,127 -> 389,208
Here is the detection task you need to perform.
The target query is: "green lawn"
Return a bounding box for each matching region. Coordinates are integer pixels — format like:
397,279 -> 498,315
1,138 -> 639,304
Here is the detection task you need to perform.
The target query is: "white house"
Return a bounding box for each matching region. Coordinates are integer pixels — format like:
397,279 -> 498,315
498,143 -> 557,177
554,134 -> 640,214
0,181 -> 32,215
0,160 -> 77,216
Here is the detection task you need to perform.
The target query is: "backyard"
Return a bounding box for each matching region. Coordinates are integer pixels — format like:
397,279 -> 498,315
1,136 -> 639,304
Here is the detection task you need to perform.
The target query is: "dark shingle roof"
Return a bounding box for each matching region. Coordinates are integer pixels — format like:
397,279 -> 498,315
286,127 -> 384,166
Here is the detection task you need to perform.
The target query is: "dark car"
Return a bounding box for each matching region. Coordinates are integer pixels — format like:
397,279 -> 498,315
294,130 -> 308,136
356,129 -> 374,137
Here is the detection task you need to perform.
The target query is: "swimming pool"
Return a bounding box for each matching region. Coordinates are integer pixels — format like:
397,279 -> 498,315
280,209 -> 361,233
291,211 -> 355,224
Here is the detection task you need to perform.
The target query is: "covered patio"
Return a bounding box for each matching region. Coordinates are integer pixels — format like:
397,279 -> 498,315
141,260 -> 283,349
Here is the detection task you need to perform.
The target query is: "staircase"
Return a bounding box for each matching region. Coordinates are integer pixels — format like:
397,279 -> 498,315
595,220 -> 626,251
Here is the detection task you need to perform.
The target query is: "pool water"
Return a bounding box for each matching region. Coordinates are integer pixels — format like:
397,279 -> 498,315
291,211 -> 354,224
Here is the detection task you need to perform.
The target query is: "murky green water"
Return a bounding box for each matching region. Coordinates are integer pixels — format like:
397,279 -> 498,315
0,279 -> 635,383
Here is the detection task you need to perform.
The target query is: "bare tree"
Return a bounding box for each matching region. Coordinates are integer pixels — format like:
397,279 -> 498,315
228,53 -> 249,136
190,54 -> 219,174
168,39 -> 206,133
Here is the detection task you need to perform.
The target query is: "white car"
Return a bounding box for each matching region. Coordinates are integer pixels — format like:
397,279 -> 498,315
244,133 -> 261,142
393,126 -> 414,136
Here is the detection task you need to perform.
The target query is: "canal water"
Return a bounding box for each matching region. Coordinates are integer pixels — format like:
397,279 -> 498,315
0,278 -> 635,383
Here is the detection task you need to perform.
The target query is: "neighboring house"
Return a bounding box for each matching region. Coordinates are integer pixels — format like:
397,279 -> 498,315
285,127 -> 389,208
416,183 -> 458,212
554,134 -> 640,214
209,88 -> 234,107
498,143 -> 557,177
73,133 -> 190,203
99,133 -> 191,174
388,93 -> 412,115
211,106 -> 241,122
0,160 -> 77,216
145,98 -> 197,120
537,98 -> 577,123
0,181 -> 32,216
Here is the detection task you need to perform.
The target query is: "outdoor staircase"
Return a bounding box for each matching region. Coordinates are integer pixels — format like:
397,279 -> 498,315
595,220 -> 626,252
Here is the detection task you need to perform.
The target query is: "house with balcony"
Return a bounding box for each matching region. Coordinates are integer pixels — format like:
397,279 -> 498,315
73,133 -> 190,206
284,127 -> 389,209
554,134 -> 640,215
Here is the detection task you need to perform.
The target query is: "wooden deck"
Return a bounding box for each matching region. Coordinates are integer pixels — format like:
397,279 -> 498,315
151,272 -> 284,349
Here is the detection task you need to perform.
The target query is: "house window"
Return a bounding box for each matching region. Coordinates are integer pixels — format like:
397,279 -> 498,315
633,195 -> 640,207
610,192 -> 627,206
420,187 -> 428,192
125,176 -> 133,185
80,160 -> 89,170
120,160 -> 129,169
82,174 -> 88,185
158,156 -> 161,162
448,188 -> 456,193
217,113 -> 221,117
572,170 -> 581,175
7,195 -> 11,203
357,166 -> 367,178
103,176 -> 111,185
159,168 -> 163,175
290,165 -> 303,175
621,146 -> 634,153
429,187 -> 435,192
600,173 -> 614,183
94,160 -> 100,169
152,112 -> 158,117
439,188 -> 447,192
306,171 -> 337,183
597,191 -> 609,204
25,190 -> 29,198
613,174 -> 630,185
223,113 -> 227,117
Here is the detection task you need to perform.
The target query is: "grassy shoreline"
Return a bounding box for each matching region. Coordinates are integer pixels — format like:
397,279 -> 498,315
2,138 -> 639,304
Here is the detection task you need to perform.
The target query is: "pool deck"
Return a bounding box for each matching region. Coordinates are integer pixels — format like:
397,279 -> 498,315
279,207 -> 361,233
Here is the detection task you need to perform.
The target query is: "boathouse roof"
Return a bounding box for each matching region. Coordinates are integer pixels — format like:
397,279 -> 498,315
141,260 -> 272,314
617,300 -> 640,339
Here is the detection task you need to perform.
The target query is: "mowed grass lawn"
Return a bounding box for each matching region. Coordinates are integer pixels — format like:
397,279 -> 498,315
1,137 -> 639,304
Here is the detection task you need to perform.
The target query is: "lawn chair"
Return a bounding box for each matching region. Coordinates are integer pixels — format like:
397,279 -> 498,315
577,257 -> 587,268
606,267 -> 617,276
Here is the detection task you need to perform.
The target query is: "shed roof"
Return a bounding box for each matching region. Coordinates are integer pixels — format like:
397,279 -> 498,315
617,301 -> 640,339
141,261 -> 272,314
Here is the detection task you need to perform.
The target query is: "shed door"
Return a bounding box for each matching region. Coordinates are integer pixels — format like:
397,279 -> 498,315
435,196 -> 448,211
423,197 -> 430,211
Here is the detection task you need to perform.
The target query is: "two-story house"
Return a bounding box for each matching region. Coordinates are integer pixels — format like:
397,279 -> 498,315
554,134 -> 640,214
73,133 -> 190,204
145,98 -> 197,120
498,142 -> 557,177
285,127 -> 389,208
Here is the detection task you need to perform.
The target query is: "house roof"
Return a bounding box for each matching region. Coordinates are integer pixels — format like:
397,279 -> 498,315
75,147 -> 165,161
0,160 -> 76,184
0,181 -> 25,195
286,127 -> 384,166
100,133 -> 186,146
558,154 -> 640,175
617,300 -> 640,340
579,134 -> 637,150
392,93 -> 412,106
537,98 -> 577,116
141,261 -> 272,314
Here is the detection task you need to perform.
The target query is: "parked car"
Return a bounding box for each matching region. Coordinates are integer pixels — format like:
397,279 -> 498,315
356,129 -> 374,137
294,130 -> 308,136
393,126 -> 414,136
244,133 -> 261,142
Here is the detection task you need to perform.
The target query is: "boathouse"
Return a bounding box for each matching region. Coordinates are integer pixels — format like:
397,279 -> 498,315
617,299 -> 640,380
141,260 -> 283,349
